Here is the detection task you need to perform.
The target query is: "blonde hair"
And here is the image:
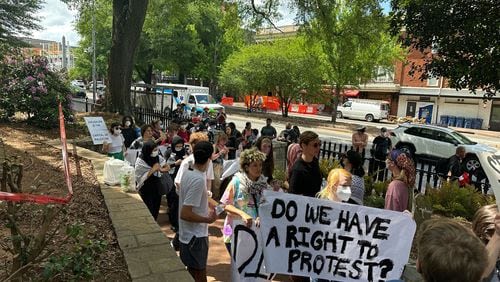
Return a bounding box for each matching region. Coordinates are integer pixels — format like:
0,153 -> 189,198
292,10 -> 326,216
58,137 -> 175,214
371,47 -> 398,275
317,168 -> 351,200
472,204 -> 498,244
189,132 -> 209,147
215,132 -> 228,144
239,148 -> 266,172
417,218 -> 487,282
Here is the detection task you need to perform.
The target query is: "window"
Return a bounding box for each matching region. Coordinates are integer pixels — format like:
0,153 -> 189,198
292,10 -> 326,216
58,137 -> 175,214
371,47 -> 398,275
427,76 -> 439,86
404,127 -> 420,136
374,66 -> 395,83
435,131 -> 456,144
343,101 -> 352,107
188,96 -> 196,104
419,128 -> 435,139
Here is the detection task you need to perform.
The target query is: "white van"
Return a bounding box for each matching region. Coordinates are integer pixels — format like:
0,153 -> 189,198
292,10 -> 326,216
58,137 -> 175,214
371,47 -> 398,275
336,99 -> 390,122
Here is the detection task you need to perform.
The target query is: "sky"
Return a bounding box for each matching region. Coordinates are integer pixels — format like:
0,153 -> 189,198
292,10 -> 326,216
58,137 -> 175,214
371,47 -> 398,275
32,0 -> 79,45
31,0 -> 391,46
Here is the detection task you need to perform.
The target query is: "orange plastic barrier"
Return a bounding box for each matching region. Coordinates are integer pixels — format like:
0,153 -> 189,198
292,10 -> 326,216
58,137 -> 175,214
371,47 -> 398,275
221,97 -> 234,106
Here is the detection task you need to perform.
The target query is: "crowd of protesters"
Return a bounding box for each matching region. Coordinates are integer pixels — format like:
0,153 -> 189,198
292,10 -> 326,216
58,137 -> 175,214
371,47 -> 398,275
100,109 -> 498,282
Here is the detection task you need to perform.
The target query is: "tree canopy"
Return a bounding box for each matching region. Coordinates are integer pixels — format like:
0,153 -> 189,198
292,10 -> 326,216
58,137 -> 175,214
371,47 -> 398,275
391,0 -> 500,97
219,36 -> 324,116
0,0 -> 42,48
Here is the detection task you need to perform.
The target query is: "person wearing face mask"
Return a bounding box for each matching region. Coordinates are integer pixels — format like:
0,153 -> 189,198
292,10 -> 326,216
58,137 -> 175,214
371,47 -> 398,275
341,150 -> 365,205
121,116 -> 140,149
102,122 -> 126,160
134,141 -> 171,220
385,149 -> 416,212
177,122 -> 190,143
317,168 -> 353,202
254,137 -> 274,184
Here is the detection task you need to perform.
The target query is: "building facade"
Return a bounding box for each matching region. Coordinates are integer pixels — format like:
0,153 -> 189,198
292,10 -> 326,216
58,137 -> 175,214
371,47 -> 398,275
20,37 -> 76,71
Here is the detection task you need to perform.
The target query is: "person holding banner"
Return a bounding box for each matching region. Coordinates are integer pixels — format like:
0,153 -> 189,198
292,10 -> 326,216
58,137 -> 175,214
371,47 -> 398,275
102,122 -> 126,160
385,149 -> 416,212
220,148 -> 271,254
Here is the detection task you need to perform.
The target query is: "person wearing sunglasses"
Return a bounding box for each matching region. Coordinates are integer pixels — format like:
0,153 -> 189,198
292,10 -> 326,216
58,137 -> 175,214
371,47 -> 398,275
289,131 -> 322,198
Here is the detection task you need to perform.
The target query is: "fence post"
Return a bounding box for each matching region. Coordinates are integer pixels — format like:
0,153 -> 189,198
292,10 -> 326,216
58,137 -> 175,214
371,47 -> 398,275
85,97 -> 88,112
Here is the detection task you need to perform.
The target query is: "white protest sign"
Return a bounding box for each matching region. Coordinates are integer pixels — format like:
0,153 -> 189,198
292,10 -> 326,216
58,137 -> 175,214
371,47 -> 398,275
259,191 -> 416,282
84,117 -> 111,145
231,223 -> 275,282
477,151 -> 500,207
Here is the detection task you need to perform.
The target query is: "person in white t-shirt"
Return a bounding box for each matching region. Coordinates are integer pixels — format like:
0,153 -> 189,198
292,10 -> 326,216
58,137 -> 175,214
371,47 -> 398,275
103,122 -> 126,160
172,132 -> 214,251
179,141 -> 217,281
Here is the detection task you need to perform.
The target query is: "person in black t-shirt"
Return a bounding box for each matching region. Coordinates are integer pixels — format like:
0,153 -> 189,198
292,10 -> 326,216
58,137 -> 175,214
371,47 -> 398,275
289,131 -> 322,198
369,127 -> 392,182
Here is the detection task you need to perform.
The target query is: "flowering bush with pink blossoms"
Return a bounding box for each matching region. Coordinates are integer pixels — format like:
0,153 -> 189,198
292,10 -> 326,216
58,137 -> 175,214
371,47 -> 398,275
0,53 -> 72,128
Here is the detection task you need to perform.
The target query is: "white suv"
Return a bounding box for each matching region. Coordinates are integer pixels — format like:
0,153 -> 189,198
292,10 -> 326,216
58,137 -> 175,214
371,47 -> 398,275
389,124 -> 497,174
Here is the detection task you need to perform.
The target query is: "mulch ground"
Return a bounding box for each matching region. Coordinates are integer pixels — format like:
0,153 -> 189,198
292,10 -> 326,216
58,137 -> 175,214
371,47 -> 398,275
0,121 -> 130,281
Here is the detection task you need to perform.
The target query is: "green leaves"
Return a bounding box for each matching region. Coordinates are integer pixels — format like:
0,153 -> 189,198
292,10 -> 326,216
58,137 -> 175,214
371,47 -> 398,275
0,0 -> 43,48
391,0 -> 499,96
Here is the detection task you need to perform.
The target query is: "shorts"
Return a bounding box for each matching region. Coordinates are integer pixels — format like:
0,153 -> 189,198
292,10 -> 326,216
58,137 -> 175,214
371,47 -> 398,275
180,236 -> 209,270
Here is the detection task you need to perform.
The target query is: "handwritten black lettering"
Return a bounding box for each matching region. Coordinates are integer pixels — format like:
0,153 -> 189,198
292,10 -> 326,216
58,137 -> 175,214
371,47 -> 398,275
265,226 -> 280,247
358,240 -> 379,259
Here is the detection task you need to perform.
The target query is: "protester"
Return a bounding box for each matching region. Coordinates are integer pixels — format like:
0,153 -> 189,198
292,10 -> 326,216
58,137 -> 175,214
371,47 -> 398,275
286,142 -> 302,181
166,136 -> 187,246
260,118 -> 277,139
448,146 -> 466,181
254,136 -> 274,183
102,122 -> 126,160
165,123 -> 179,145
384,150 -> 416,212
151,119 -> 165,141
472,204 -> 500,281
341,150 -> 365,205
317,168 -> 353,202
352,125 -> 368,153
220,148 -> 270,254
241,122 -> 253,148
134,141 -> 171,220
370,127 -> 392,181
278,123 -> 298,145
287,133 -> 322,282
129,124 -> 155,150
416,218 -> 488,282
212,133 -> 229,199
289,131 -> 322,197
173,103 -> 187,124
178,121 -> 190,143
121,115 -> 140,149
178,141 -> 217,282
226,123 -> 241,159
216,108 -> 226,129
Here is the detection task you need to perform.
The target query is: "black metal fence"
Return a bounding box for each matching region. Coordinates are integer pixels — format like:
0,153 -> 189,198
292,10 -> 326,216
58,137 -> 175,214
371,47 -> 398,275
134,107 -> 170,128
318,140 -> 491,194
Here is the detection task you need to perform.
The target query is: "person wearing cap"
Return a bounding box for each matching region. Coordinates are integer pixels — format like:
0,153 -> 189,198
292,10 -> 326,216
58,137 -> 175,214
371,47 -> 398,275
370,127 -> 392,182
341,150 -> 365,205
352,125 -> 368,153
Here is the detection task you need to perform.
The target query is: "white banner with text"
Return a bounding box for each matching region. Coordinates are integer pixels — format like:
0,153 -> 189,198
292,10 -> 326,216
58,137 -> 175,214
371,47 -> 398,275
259,191 -> 416,281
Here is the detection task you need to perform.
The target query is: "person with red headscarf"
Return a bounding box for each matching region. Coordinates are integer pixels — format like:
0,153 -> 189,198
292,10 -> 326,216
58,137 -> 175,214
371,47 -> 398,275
384,149 -> 416,212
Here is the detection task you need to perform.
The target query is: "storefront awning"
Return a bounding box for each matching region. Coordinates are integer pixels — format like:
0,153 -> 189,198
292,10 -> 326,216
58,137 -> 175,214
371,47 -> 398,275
342,90 -> 360,98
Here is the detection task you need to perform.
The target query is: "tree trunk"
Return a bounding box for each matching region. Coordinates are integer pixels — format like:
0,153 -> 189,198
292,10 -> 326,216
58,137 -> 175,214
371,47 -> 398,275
107,0 -> 149,115
331,84 -> 341,123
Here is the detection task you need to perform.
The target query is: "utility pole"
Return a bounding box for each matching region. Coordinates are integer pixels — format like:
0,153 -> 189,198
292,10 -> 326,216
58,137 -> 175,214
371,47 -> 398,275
91,0 -> 97,103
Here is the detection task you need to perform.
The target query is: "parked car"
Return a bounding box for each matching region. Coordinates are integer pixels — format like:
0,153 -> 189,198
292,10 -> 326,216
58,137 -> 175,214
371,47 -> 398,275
70,85 -> 86,98
336,99 -> 390,122
390,123 -> 497,174
88,81 -> 105,91
71,80 -> 85,89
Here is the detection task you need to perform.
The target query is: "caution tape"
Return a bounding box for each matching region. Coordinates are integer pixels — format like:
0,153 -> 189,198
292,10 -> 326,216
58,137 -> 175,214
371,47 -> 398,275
0,102 -> 73,204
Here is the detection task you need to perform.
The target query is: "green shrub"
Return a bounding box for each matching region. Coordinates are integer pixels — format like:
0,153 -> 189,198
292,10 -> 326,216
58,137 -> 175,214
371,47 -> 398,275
364,195 -> 385,209
0,53 -> 72,127
424,181 -> 495,220
319,158 -> 341,179
363,175 -> 390,198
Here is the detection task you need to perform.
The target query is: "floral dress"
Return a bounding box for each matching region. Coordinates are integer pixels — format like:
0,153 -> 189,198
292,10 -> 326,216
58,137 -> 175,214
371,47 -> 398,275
220,172 -> 270,243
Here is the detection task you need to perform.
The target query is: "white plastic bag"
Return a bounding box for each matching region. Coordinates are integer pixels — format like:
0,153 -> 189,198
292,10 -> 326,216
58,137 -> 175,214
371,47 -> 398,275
120,162 -> 136,192
103,158 -> 125,185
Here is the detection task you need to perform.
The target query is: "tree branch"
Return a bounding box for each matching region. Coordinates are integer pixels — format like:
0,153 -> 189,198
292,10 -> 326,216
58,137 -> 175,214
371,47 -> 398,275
250,0 -> 283,33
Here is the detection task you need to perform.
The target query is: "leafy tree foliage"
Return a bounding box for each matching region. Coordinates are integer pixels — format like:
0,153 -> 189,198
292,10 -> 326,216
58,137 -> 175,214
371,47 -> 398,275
0,0 -> 42,47
295,0 -> 402,122
391,0 -> 499,97
219,37 -> 324,116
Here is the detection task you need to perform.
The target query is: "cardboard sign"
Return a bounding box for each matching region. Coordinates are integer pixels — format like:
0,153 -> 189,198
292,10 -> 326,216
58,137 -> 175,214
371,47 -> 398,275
477,152 -> 500,207
84,116 -> 111,145
259,191 -> 416,282
231,223 -> 275,282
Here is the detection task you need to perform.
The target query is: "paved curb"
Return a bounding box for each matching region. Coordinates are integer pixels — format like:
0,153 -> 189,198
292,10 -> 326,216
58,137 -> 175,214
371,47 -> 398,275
45,140 -> 193,282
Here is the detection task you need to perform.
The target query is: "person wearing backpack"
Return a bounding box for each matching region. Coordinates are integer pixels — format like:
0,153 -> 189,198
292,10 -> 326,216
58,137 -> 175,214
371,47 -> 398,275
370,127 -> 392,182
